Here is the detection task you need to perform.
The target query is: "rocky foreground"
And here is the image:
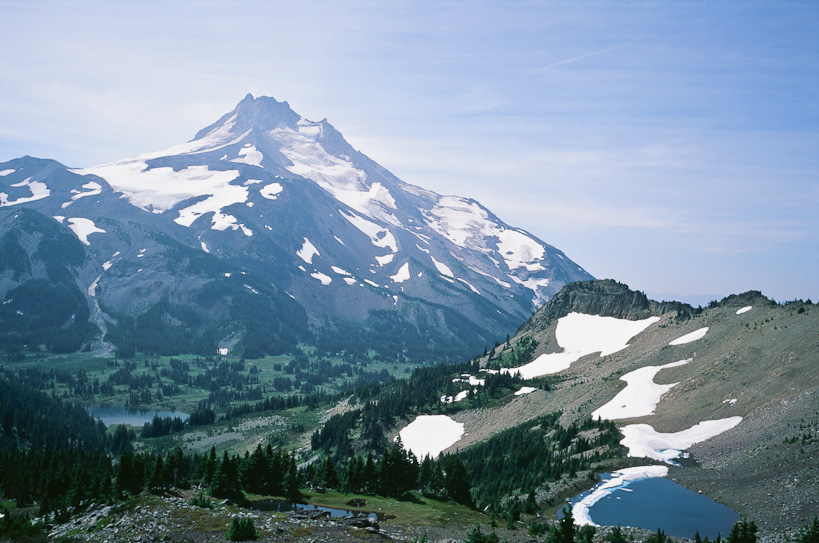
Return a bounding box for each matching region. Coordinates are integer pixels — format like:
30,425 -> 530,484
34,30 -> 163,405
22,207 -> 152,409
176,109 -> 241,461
38,492 -> 803,543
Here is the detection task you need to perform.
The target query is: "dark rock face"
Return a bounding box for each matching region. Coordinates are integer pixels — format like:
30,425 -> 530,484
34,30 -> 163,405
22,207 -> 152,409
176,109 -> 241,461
520,279 -> 697,333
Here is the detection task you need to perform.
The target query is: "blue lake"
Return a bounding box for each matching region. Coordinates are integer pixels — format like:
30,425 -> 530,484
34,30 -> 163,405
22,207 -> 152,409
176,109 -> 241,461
568,475 -> 740,539
86,404 -> 189,427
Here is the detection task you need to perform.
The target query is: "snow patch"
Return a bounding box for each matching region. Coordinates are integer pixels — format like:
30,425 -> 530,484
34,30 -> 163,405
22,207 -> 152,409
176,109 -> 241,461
669,327 -> 709,346
244,284 -> 260,295
340,210 -> 398,252
375,253 -> 395,267
297,238 -> 319,264
311,271 -> 333,285
0,169 -> 15,176
399,415 -> 465,459
453,375 -> 485,386
200,241 -> 210,253
81,161 -> 242,215
390,262 -> 410,283
0,178 -> 50,207
88,275 -> 101,297
505,313 -> 660,379
592,359 -> 691,420
515,386 -> 537,396
736,306 -> 752,315
272,121 -> 397,222
53,215 -> 66,223
441,390 -> 471,404
496,228 -> 545,272
70,181 -> 103,202
430,256 -> 454,278
620,417 -> 743,464
67,218 -> 105,246
231,145 -> 264,167
457,278 -> 480,295
260,182 -> 283,200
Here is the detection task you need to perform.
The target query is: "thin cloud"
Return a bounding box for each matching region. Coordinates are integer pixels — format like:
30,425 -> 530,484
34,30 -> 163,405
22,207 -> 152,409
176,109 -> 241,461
533,43 -> 630,72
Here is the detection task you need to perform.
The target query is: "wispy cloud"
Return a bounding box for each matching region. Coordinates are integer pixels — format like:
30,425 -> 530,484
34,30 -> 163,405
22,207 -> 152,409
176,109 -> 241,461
532,43 -> 630,72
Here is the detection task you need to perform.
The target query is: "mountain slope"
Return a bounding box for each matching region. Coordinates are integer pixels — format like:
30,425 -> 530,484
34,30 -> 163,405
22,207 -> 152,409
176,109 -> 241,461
382,280 -> 817,530
0,95 -> 593,360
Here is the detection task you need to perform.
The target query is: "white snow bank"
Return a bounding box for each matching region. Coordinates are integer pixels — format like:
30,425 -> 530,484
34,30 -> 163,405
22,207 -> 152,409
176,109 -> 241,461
87,275 -> 101,297
399,415 -> 464,459
592,359 -> 691,420
0,169 -> 15,176
67,218 -> 105,245
669,327 -> 709,346
375,253 -> 395,267
505,313 -> 660,379
620,416 -> 743,464
574,465 -> 669,526
430,256 -> 454,278
260,182 -> 283,200
453,375 -> 485,386
81,161 -> 242,214
311,271 -> 332,285
390,262 -> 410,283
440,390 -> 471,404
231,145 -> 264,167
0,178 -> 50,207
515,386 -> 537,396
736,306 -> 752,315
457,278 -> 481,295
273,121 -> 397,221
340,210 -> 398,253
70,181 -> 103,201
496,228 -> 545,272
297,238 -> 319,264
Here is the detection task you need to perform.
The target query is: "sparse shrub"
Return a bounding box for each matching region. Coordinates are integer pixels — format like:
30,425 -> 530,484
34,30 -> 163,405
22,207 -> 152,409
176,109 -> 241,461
188,491 -> 213,509
643,528 -> 668,543
794,517 -> 819,543
0,508 -> 45,539
606,525 -> 627,543
226,517 -> 258,541
528,518 -> 549,537
464,524 -> 499,543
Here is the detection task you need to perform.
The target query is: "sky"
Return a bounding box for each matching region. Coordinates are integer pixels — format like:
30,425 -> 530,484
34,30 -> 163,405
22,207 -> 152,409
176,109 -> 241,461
1,1 -> 817,305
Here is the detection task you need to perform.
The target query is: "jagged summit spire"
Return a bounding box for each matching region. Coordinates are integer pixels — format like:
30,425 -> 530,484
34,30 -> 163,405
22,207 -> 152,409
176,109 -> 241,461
193,94 -> 301,141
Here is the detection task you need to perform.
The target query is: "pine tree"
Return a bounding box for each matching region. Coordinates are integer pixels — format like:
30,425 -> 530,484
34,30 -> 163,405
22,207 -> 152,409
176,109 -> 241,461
548,503 -> 575,543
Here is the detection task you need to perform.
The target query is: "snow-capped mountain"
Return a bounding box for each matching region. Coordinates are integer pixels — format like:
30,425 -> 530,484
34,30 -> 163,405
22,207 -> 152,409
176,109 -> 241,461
0,94 -> 593,361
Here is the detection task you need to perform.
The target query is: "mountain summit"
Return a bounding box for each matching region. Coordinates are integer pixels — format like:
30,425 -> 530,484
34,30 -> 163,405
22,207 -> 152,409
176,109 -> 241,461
0,94 -> 593,361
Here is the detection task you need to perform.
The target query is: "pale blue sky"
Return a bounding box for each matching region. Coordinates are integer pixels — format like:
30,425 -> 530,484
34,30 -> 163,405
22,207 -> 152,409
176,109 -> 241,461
1,1 -> 817,304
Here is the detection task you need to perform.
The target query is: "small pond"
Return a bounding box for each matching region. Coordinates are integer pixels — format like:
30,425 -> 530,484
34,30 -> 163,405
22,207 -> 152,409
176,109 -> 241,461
86,403 -> 189,427
566,474 -> 740,539
249,499 -> 385,521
